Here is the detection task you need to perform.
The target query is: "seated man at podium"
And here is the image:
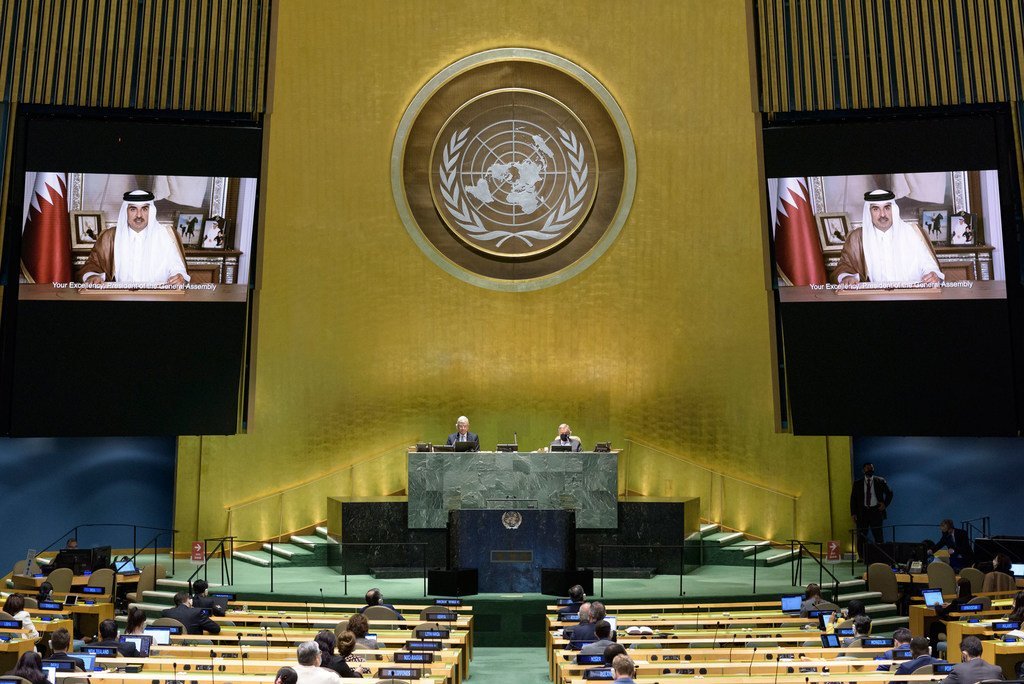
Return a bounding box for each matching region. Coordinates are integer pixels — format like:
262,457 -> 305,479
78,189 -> 190,286
446,416 -> 479,451
550,423 -> 583,452
831,189 -> 943,285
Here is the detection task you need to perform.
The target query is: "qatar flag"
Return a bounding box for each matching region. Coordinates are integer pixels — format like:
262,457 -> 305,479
21,172 -> 72,284
774,177 -> 826,286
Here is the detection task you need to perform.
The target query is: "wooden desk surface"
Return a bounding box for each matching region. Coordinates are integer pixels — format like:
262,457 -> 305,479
982,638 -> 1024,678
11,573 -> 137,589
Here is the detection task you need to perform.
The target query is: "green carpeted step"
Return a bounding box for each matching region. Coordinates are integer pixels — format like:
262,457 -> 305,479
702,532 -> 745,547
699,523 -> 721,538
234,550 -> 287,568
290,535 -> 332,551
262,543 -> 313,560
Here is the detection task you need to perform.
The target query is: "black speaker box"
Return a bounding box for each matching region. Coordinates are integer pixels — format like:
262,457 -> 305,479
540,568 -> 594,596
427,568 -> 478,597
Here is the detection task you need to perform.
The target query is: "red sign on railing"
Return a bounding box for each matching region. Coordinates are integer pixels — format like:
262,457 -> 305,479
191,541 -> 205,563
826,540 -> 842,562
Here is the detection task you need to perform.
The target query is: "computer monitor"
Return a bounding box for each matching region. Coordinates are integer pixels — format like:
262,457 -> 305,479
495,444 -> 517,452
593,442 -> 612,452
780,595 -> 802,613
41,666 -> 56,684
431,444 -> 454,453
415,443 -> 431,452
63,595 -> 78,606
820,634 -> 840,648
551,444 -> 573,452
119,635 -> 152,657
90,546 -> 111,572
68,653 -> 96,671
604,616 -> 617,634
53,549 -> 92,574
143,628 -> 172,645
453,440 -> 477,452
1011,563 -> 1024,577
818,612 -> 833,631
114,558 -> 139,574
922,588 -> 944,607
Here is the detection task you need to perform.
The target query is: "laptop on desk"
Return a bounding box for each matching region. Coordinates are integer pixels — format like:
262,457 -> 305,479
922,588 -> 944,608
780,594 -> 802,615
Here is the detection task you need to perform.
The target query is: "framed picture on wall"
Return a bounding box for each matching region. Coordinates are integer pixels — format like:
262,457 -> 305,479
950,211 -> 976,245
919,207 -> 950,245
815,212 -> 850,251
200,217 -> 228,249
175,212 -> 205,247
70,211 -> 104,249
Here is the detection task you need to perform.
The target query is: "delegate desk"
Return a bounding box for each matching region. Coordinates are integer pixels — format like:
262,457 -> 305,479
407,450 -> 619,528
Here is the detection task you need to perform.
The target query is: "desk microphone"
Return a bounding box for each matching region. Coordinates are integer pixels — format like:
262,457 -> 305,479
773,654 -> 781,684
277,622 -> 289,647
711,621 -> 721,646
261,626 -> 270,661
320,588 -> 326,610
172,662 -> 179,684
513,432 -> 518,449
747,645 -> 758,675
727,632 -> 737,661
235,634 -> 245,674
209,649 -> 217,684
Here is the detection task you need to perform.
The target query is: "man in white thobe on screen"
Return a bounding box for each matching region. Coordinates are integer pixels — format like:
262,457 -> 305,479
831,189 -> 943,285
78,189 -> 190,285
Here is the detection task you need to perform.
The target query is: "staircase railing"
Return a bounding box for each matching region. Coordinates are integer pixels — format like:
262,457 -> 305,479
961,516 -> 990,540
185,536 -> 234,590
787,539 -> 841,603
35,523 -> 178,575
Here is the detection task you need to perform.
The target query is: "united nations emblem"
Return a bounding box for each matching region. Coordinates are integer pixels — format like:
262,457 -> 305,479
431,90 -> 598,258
393,48 -> 636,291
501,511 -> 523,530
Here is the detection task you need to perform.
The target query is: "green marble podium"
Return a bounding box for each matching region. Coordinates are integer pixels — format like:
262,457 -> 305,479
406,450 -> 619,529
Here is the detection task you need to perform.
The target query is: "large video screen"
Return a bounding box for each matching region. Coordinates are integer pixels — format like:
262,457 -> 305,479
769,170 -> 1005,301
762,107 -> 1024,437
0,109 -> 262,436
19,172 -> 256,300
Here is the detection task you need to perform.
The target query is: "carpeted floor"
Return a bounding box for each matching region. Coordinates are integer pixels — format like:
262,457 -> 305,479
470,647 -> 549,684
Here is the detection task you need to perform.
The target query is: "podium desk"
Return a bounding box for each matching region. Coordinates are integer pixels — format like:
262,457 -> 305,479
407,450 -> 619,529
0,637 -> 35,672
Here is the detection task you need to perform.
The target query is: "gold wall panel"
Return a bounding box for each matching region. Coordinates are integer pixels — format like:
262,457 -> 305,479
756,0 -> 1024,112
175,0 -> 849,548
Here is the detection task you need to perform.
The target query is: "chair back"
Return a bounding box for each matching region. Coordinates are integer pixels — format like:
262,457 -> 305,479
927,560 -> 956,595
982,571 -> 1016,593
21,597 -> 37,609
152,617 -> 186,632
845,637 -> 863,648
959,567 -> 986,595
965,596 -> 992,611
815,601 -> 840,612
868,562 -> 901,603
911,664 -> 934,675
363,605 -> 401,620
87,568 -> 115,594
12,560 -> 26,575
47,567 -> 74,593
0,611 -> 15,620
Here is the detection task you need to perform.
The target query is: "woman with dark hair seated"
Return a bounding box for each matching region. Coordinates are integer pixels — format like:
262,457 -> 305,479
274,667 -> 297,684
346,613 -> 377,650
1007,590 -> 1024,622
2,593 -> 39,641
313,629 -> 360,678
337,630 -> 369,676
35,582 -> 53,605
930,577 -> 974,649
125,606 -> 148,635
5,651 -> 49,684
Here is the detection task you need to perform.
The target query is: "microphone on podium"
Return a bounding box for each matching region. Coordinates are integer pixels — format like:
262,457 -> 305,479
513,432 -> 518,449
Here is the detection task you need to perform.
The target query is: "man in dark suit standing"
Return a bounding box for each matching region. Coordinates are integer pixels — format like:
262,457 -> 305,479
850,462 -> 893,560
940,636 -> 1004,684
161,591 -> 221,635
446,416 -> 479,451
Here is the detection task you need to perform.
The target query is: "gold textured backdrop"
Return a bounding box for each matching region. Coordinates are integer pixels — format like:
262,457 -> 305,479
174,0 -> 851,548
